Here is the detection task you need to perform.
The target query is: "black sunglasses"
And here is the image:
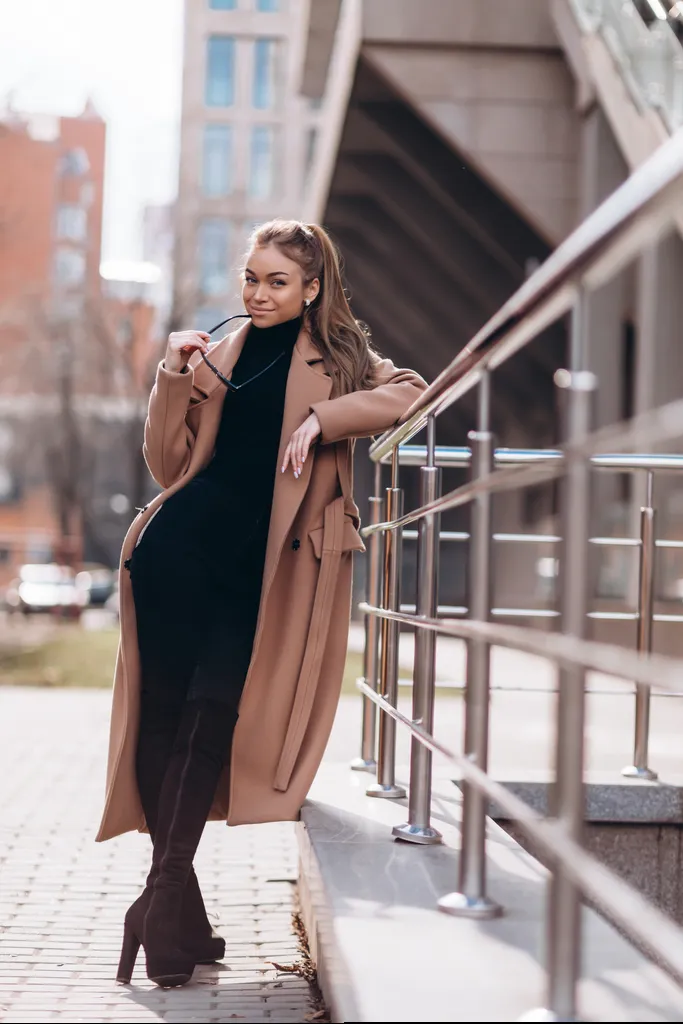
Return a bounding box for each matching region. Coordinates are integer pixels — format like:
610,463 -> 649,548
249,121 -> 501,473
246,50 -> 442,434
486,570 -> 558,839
200,313 -> 287,393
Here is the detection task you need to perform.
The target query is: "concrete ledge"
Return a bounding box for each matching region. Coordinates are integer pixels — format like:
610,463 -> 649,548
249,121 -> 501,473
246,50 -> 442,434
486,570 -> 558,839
481,771 -> 683,823
298,763 -> 683,1022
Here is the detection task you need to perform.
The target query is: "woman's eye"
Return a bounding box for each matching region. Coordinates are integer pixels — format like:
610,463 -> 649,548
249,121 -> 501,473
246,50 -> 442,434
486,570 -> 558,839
272,279 -> 286,287
245,276 -> 257,284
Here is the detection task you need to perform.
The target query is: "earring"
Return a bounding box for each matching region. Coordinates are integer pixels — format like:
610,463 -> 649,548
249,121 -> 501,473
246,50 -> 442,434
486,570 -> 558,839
305,299 -> 311,307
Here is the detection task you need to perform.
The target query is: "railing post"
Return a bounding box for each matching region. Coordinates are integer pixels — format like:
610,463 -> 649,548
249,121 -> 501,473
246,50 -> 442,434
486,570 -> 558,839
439,371 -> 502,918
622,469 -> 658,781
351,461 -> 384,773
393,415 -> 443,844
367,446 -> 406,800
522,291 -> 595,1023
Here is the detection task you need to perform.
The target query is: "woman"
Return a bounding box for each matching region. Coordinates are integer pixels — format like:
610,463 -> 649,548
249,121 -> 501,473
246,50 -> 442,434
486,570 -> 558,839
95,220 -> 427,988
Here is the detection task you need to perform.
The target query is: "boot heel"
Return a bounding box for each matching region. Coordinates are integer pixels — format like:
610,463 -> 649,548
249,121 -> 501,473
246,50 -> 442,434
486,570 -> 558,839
116,922 -> 141,983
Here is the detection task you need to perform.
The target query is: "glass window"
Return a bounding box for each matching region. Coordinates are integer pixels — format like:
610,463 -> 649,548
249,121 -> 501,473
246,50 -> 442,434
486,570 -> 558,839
249,126 -> 275,198
210,0 -> 237,7
199,218 -> 230,295
58,147 -> 89,177
54,248 -> 86,286
56,204 -> 87,241
206,36 -> 236,107
203,124 -> 233,197
253,38 -> 277,109
256,0 -> 280,10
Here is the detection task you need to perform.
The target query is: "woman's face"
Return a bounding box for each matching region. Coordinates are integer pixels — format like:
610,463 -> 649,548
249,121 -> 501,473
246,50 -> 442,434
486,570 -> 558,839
242,244 -> 319,329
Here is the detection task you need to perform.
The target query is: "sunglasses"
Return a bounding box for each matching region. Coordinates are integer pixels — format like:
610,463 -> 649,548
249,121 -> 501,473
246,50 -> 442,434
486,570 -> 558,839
201,313 -> 288,392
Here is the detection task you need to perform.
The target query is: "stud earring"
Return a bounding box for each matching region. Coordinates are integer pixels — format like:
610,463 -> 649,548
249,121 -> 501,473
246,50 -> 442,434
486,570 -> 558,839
305,298 -> 311,307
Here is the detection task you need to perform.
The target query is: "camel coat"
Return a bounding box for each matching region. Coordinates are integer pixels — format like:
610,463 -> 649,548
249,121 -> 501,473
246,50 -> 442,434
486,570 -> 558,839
96,321 -> 426,841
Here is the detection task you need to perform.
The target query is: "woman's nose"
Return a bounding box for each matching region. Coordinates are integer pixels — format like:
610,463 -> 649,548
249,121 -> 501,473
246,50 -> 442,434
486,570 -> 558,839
254,283 -> 268,302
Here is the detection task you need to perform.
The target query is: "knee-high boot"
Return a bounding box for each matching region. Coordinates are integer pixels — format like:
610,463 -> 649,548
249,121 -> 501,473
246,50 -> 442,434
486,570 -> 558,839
123,717 -> 226,971
118,698 -> 237,988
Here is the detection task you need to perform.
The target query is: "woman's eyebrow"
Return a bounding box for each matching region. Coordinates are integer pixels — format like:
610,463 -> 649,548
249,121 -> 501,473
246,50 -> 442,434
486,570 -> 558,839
245,267 -> 290,278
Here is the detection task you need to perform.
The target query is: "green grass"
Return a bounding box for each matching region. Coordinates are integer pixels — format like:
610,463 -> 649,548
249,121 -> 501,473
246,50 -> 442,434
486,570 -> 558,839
0,629 -> 374,692
0,626 -> 120,688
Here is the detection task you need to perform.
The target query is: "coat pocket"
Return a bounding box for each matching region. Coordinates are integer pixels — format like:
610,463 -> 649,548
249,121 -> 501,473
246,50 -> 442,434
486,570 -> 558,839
308,517 -> 365,559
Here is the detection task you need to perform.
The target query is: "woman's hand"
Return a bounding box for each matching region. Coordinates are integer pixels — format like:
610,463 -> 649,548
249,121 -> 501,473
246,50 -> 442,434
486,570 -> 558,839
282,413 -> 322,478
164,330 -> 211,374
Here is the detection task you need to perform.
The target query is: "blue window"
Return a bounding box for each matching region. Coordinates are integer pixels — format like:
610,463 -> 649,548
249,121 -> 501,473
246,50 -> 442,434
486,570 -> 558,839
203,124 -> 233,196
249,126 -> 275,198
210,0 -> 237,8
199,218 -> 230,295
206,36 -> 236,106
253,38 -> 277,109
256,0 -> 280,10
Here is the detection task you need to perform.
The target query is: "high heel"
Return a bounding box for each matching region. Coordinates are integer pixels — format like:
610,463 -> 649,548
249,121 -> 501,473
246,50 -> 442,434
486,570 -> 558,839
115,886 -> 224,981
116,920 -> 141,984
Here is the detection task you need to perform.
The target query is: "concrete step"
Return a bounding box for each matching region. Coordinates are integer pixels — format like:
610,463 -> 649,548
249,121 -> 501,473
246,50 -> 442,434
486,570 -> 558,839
298,762 -> 683,1022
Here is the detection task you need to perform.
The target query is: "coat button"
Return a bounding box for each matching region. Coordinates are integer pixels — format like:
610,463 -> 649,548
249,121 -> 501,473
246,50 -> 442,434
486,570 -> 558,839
292,538 -> 300,551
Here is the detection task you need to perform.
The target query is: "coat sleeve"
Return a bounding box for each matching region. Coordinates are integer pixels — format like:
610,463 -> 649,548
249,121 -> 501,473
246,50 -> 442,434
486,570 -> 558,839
142,361 -> 196,489
310,356 -> 428,445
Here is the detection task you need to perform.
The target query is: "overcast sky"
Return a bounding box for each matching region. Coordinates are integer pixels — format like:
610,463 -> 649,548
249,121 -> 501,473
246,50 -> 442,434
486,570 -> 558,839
0,0 -> 184,262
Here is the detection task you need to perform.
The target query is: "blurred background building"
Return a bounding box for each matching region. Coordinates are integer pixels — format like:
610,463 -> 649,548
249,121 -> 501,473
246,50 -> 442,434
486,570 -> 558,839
0,104 -> 158,583
174,0 -> 322,329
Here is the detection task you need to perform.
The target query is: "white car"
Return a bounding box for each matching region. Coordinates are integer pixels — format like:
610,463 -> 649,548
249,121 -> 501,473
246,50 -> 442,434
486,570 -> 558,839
5,564 -> 90,619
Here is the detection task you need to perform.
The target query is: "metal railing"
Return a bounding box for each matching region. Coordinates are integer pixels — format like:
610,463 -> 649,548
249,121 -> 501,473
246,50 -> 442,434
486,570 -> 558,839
352,127 -> 683,1021
353,446 -> 683,781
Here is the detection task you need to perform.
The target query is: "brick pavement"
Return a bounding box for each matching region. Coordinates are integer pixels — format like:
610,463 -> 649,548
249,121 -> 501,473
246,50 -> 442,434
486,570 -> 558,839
0,687 -> 320,1023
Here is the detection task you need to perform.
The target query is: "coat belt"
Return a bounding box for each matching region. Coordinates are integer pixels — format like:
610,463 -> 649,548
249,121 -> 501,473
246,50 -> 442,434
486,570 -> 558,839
273,496 -> 345,792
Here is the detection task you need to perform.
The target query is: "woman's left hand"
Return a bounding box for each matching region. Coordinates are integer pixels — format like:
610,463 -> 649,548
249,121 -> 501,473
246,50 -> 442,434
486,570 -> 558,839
282,413 -> 322,478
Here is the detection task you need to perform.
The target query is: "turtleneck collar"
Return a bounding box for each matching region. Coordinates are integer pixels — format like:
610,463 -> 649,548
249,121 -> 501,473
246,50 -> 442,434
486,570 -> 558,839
248,314 -> 302,349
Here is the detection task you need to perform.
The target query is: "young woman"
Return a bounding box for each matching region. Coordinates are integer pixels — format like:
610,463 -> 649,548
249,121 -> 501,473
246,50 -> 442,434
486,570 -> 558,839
95,220 -> 427,987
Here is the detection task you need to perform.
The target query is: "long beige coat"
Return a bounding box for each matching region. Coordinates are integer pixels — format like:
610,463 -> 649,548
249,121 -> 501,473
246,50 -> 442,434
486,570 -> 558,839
96,321 -> 426,841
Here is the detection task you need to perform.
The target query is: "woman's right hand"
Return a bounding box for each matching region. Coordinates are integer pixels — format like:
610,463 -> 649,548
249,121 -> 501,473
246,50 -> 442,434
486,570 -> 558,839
164,331 -> 211,374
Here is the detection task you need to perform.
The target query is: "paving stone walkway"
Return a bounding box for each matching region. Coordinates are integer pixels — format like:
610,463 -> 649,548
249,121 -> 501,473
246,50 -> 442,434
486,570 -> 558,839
0,687 -> 320,1023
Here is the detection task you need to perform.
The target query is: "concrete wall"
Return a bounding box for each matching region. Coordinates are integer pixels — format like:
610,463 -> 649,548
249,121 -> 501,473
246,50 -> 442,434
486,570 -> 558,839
366,45 -> 580,243
362,0 -> 558,47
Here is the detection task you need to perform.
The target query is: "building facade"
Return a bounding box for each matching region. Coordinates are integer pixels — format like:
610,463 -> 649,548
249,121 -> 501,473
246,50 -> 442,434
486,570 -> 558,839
0,105 -> 160,582
0,104 -> 107,582
175,0 -> 320,330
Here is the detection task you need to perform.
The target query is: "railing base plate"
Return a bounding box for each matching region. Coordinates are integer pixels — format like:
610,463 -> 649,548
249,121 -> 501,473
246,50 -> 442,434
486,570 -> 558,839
437,892 -> 503,919
350,757 -> 377,773
621,764 -> 658,781
366,782 -> 406,799
392,822 -> 443,845
517,1010 -> 583,1022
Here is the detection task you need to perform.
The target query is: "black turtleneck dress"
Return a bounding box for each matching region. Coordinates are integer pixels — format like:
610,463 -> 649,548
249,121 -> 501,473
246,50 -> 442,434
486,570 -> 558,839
130,315 -> 301,713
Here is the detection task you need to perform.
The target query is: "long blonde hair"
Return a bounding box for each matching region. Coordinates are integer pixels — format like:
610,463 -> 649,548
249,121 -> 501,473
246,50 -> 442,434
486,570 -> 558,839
247,219 -> 376,395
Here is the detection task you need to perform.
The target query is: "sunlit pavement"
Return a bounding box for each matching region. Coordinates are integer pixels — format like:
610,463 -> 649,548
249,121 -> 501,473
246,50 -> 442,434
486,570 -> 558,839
0,687 -> 318,1024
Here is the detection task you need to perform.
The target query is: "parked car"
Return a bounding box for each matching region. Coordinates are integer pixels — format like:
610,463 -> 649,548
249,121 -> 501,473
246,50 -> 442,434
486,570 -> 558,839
76,565 -> 116,607
5,564 -> 90,620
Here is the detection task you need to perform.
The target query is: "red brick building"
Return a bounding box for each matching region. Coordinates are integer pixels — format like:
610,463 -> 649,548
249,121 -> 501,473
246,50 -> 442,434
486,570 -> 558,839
0,103 -> 158,587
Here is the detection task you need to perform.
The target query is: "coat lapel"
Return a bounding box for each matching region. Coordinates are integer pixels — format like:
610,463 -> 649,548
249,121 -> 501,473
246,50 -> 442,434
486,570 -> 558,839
260,329 -> 332,601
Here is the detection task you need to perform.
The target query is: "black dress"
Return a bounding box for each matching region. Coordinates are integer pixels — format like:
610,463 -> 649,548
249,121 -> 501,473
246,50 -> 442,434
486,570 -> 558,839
130,315 -> 301,715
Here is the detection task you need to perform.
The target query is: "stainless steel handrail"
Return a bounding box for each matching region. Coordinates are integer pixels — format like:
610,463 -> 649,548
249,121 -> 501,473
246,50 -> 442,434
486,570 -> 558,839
354,128 -> 683,1019
389,445 -> 683,471
355,679 -> 683,988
